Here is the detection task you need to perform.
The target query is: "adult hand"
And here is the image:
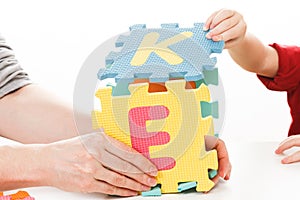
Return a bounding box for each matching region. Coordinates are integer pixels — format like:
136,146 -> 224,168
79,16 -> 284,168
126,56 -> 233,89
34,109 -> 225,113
275,135 -> 300,164
205,135 -> 231,184
204,9 -> 247,49
40,132 -> 158,196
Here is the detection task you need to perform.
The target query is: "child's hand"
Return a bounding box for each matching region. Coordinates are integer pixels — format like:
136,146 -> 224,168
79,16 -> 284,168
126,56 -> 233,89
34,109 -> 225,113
275,135 -> 300,164
203,9 -> 247,49
205,136 -> 231,184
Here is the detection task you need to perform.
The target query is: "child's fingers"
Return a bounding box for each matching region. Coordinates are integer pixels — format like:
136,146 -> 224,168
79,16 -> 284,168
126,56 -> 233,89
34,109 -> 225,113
222,20 -> 247,48
275,136 -> 300,154
207,14 -> 243,43
275,143 -> 292,154
207,20 -> 240,42
209,9 -> 236,30
281,151 -> 300,164
203,10 -> 220,31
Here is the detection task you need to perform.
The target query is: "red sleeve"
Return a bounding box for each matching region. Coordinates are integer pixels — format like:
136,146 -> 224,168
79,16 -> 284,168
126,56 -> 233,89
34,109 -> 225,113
257,43 -> 300,92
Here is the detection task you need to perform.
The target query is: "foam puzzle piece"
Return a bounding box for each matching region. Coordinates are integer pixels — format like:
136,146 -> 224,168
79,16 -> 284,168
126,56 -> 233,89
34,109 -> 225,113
0,191 -> 34,200
202,68 -> 219,85
209,169 -> 218,179
92,80 -> 218,193
200,101 -> 219,118
141,186 -> 162,197
9,191 -> 31,200
98,23 -> 224,96
178,181 -> 197,192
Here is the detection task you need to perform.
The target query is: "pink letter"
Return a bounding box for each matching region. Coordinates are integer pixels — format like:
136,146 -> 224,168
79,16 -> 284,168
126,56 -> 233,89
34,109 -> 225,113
129,105 -> 175,170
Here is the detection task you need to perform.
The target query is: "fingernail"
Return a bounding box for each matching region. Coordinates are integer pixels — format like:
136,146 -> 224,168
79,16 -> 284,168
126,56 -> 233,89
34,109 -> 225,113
206,33 -> 212,39
147,178 -> 157,186
128,191 -> 138,196
203,25 -> 209,31
149,167 -> 157,176
214,35 -> 222,41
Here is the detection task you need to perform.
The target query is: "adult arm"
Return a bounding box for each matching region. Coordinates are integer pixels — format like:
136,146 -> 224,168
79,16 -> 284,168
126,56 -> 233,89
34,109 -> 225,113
0,34 -> 158,195
0,132 -> 157,196
0,33 -> 79,143
0,84 -> 79,143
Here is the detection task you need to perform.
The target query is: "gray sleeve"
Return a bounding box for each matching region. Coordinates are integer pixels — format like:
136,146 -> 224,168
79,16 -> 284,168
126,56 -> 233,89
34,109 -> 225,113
0,34 -> 32,98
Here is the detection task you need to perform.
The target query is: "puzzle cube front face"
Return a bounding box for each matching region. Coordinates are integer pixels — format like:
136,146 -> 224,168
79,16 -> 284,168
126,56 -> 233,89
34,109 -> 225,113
92,23 -> 224,194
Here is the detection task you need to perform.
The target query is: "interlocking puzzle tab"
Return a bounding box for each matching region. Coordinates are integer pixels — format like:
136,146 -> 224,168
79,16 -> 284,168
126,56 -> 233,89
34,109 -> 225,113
93,23 -> 224,194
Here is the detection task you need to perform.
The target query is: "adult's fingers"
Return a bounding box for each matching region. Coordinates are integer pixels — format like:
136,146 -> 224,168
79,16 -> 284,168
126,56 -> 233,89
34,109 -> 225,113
211,162 -> 231,186
224,164 -> 231,180
216,156 -> 231,181
211,174 -> 219,185
281,151 -> 300,164
104,134 -> 158,176
218,157 -> 232,180
95,164 -> 152,192
214,139 -> 232,180
211,163 -> 231,184
89,179 -> 138,197
100,150 -> 157,187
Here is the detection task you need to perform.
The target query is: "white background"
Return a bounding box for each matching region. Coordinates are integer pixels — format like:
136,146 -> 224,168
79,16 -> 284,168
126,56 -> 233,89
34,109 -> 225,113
1,0 -> 298,142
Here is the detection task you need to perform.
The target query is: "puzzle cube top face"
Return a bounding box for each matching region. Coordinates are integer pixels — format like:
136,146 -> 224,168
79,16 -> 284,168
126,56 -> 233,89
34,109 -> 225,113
98,23 -> 223,96
83,23 -> 224,194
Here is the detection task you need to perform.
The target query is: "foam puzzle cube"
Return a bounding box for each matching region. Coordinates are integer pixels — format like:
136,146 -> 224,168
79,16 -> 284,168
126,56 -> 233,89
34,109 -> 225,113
92,23 -> 224,195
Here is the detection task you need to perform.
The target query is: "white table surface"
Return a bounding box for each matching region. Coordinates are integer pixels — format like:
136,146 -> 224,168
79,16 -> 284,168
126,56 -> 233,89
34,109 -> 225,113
2,137 -> 300,200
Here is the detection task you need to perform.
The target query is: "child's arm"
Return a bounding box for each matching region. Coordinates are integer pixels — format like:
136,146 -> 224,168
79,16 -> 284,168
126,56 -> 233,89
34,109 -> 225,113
204,9 -> 279,78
